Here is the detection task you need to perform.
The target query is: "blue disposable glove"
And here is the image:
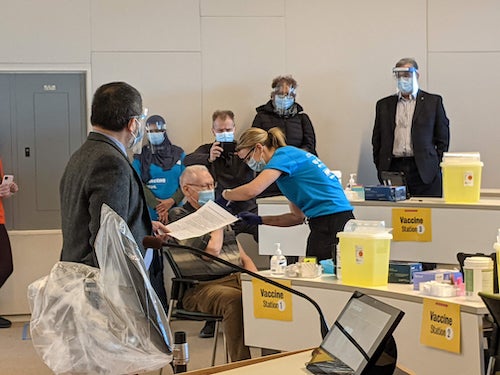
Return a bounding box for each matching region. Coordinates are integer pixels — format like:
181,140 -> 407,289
237,211 -> 263,225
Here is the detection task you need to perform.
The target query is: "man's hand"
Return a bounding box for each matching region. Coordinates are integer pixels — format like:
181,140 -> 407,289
237,211 -> 263,225
156,198 -> 175,224
208,142 -> 224,162
152,221 -> 170,242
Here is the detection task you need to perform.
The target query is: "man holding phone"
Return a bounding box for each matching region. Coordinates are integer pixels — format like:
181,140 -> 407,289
183,110 -> 258,338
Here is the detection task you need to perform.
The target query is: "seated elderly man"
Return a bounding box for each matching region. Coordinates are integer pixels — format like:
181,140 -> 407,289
168,165 -> 257,362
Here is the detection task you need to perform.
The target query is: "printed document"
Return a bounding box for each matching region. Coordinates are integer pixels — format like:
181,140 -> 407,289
165,200 -> 237,240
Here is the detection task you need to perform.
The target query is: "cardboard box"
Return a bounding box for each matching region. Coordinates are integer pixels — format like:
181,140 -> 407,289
413,269 -> 463,290
364,185 -> 407,202
388,262 -> 422,284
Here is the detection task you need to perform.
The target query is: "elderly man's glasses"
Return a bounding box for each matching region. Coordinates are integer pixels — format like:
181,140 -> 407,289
187,182 -> 216,190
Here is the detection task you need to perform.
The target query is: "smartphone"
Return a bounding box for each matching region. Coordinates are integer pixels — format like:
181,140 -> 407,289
220,142 -> 236,155
1,174 -> 14,185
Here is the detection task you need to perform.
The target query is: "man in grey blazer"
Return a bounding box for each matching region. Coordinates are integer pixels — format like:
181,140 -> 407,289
372,58 -> 450,197
60,82 -> 168,281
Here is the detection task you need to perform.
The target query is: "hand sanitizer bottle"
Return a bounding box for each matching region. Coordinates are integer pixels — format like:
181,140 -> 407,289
270,243 -> 287,276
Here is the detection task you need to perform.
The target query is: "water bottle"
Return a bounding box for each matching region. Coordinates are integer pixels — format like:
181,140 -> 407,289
270,243 -> 287,276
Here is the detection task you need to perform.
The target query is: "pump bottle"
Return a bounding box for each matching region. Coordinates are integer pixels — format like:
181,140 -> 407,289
270,243 -> 287,276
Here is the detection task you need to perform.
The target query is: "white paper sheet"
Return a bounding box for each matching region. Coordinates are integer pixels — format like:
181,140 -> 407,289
165,200 -> 238,240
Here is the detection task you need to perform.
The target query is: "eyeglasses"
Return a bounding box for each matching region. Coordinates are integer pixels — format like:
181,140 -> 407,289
186,182 -> 216,190
242,147 -> 255,163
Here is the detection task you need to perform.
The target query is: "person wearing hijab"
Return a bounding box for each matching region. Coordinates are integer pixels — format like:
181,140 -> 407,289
132,115 -> 185,223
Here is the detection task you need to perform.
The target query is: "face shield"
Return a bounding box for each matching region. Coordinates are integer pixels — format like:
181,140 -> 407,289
145,115 -> 167,154
272,85 -> 296,115
393,66 -> 419,97
130,108 -> 148,155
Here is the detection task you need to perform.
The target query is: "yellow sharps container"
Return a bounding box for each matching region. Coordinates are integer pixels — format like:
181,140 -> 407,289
337,220 -> 392,287
440,152 -> 483,203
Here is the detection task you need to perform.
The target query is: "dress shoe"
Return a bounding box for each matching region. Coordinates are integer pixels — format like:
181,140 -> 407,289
0,316 -> 11,328
198,320 -> 215,338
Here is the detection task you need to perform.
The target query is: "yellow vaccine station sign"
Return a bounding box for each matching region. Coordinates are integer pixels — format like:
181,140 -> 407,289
252,278 -> 293,321
392,208 -> 432,241
420,298 -> 461,353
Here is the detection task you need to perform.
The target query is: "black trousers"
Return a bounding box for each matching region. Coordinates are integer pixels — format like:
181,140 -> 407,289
0,224 -> 13,288
389,157 -> 442,197
307,210 -> 355,262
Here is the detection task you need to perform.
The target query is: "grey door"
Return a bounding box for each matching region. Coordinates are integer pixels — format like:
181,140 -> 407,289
0,73 -> 86,230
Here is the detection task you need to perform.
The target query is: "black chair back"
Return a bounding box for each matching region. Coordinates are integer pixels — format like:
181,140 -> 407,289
479,292 -> 500,374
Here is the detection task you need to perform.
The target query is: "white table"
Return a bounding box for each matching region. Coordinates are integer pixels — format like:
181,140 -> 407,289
242,273 -> 488,375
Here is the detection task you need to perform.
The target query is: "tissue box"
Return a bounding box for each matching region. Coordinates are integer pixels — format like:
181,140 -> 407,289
364,185 -> 407,202
388,262 -> 422,284
413,269 -> 463,290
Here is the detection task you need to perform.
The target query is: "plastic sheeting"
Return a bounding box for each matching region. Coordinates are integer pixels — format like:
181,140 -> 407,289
28,204 -> 172,374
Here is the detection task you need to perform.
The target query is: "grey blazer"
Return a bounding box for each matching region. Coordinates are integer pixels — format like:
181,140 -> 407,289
60,132 -> 152,267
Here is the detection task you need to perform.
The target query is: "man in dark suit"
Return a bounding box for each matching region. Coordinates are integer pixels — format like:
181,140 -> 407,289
60,82 -> 169,302
372,57 -> 450,197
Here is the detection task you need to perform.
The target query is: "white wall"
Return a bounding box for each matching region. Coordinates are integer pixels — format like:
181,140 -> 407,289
1,0 -> 500,314
1,0 -> 498,184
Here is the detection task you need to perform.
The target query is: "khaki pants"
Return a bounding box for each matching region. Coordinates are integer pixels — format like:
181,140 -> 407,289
182,273 -> 251,362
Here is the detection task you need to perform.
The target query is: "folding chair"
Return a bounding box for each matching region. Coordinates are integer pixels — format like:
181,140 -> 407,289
161,243 -> 229,366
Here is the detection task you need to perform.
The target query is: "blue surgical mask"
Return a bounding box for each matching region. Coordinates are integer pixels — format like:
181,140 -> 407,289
397,77 -> 413,94
274,95 -> 295,112
246,152 -> 267,172
215,131 -> 234,143
197,189 -> 215,206
148,132 -> 165,146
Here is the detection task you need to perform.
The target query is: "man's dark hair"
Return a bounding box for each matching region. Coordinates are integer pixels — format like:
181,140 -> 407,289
90,82 -> 142,131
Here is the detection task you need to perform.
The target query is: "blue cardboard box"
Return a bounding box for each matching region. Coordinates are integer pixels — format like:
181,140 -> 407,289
364,185 -> 407,202
388,262 -> 423,284
413,269 -> 463,290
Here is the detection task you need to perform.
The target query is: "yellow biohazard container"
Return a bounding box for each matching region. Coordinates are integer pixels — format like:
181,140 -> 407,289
337,220 -> 392,287
440,152 -> 483,203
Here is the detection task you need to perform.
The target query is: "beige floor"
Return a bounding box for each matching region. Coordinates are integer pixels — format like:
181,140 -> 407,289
0,316 -> 262,375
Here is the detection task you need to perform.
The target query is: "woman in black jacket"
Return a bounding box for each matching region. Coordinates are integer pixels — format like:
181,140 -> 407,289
252,75 -> 317,156
252,75 -> 318,198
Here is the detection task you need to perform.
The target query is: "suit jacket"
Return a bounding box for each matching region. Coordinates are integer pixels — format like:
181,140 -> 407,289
60,132 -> 152,267
372,90 -> 450,184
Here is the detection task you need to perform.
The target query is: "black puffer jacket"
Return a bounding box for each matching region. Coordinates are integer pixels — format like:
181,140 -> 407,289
252,100 -> 317,155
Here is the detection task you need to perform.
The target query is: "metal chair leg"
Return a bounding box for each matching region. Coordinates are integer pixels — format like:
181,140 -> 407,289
222,329 -> 228,363
210,321 -> 220,366
486,356 -> 495,375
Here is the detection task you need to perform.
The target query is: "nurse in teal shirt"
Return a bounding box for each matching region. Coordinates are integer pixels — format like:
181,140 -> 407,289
133,115 -> 185,222
222,127 -> 354,261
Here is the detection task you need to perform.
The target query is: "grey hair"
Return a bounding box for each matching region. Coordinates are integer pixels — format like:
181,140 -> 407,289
395,57 -> 419,70
180,165 -> 211,186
